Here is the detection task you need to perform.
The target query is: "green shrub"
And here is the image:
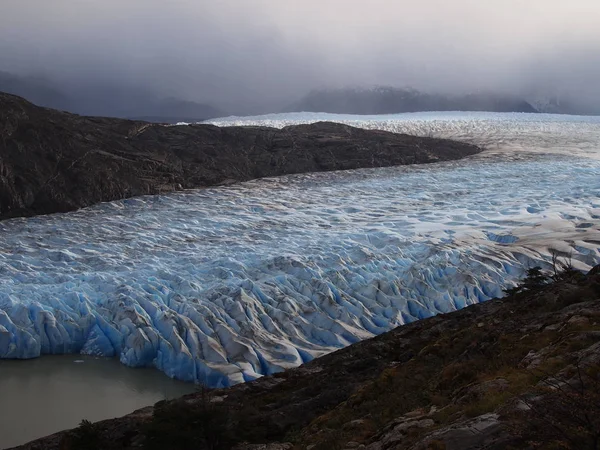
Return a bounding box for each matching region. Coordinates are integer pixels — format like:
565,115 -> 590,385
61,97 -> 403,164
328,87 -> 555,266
60,419 -> 104,450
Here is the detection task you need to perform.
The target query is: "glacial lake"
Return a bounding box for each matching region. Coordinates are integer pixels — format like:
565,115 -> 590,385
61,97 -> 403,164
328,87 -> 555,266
0,355 -> 196,449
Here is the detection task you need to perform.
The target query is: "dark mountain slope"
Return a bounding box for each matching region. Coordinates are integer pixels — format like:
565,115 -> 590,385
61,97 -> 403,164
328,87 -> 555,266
0,72 -> 224,121
0,91 -> 480,220
0,71 -> 72,111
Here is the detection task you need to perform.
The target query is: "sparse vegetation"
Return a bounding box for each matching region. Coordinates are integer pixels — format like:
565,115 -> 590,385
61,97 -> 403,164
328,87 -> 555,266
514,363 -> 600,450
504,266 -> 550,295
504,252 -> 583,297
59,419 -> 105,450
144,388 -> 234,450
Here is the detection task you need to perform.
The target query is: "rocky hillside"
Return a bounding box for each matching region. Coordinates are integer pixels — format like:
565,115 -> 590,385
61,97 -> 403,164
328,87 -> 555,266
14,265 -> 600,450
0,91 -> 480,220
287,87 -> 539,115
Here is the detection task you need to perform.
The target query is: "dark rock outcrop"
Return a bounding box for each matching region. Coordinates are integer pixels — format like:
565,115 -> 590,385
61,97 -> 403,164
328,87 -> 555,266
0,91 -> 481,220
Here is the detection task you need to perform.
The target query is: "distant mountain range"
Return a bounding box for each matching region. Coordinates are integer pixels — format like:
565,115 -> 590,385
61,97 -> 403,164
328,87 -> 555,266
126,98 -> 223,124
286,86 -> 540,115
527,95 -> 600,116
1,70 -> 599,119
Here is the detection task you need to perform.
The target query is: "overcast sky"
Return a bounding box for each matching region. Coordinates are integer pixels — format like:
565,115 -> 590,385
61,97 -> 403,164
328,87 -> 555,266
1,0 -> 599,111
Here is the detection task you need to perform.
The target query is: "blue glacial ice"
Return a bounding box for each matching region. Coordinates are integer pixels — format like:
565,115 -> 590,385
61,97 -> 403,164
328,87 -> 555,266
1,112 -> 600,386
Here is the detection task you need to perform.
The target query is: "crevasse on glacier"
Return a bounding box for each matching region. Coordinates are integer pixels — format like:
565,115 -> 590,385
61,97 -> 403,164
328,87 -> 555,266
1,112 -> 599,387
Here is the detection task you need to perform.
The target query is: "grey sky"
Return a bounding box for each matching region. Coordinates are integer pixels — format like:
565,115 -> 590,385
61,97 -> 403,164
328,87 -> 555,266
1,0 -> 599,112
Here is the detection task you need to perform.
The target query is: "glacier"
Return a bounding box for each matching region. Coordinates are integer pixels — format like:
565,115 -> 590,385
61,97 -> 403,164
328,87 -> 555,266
1,112 -> 599,387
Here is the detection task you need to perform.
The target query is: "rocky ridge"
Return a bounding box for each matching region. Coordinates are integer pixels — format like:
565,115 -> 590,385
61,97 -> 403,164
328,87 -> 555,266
0,91 -> 480,220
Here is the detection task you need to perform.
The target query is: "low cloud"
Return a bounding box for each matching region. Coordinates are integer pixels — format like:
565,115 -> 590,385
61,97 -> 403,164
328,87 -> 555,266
1,0 -> 599,113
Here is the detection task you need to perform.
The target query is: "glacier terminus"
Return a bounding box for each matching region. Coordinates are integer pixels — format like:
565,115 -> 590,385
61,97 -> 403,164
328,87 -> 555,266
1,111 -> 599,387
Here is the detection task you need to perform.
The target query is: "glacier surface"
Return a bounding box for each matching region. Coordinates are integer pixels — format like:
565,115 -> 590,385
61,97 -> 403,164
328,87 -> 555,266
1,112 -> 599,386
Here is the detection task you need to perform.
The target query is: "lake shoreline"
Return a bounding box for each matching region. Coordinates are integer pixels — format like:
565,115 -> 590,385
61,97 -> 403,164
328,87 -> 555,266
0,355 -> 195,449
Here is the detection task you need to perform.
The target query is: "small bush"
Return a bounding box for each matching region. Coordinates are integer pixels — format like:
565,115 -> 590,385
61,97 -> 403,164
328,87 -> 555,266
504,267 -> 550,296
60,419 -> 104,450
144,388 -> 233,450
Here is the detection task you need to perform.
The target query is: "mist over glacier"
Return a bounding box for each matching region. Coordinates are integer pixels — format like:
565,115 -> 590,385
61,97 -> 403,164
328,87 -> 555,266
2,0 -> 600,115
1,112 -> 599,386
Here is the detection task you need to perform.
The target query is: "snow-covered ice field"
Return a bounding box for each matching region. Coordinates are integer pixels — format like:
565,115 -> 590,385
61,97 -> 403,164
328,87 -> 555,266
1,112 -> 599,386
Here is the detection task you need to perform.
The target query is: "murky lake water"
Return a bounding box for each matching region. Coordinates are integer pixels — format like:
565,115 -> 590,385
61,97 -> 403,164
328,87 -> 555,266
0,356 -> 195,449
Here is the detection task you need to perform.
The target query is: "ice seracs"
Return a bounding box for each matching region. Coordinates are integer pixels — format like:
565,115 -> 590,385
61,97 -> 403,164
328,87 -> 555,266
0,112 -> 599,386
